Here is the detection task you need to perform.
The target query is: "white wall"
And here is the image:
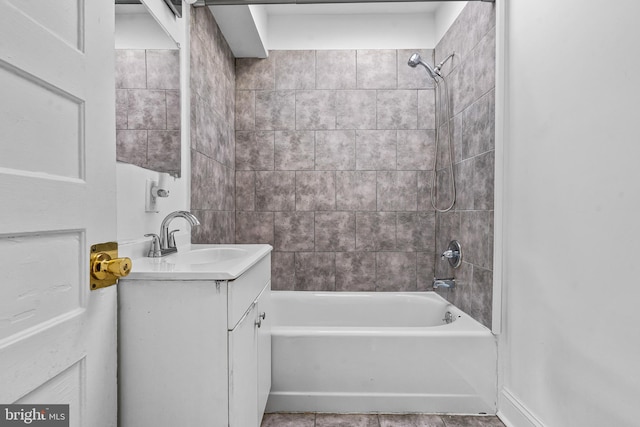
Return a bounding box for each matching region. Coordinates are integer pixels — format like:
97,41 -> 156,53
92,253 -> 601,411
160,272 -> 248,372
250,5 -> 269,51
115,165 -> 188,247
115,4 -> 190,254
267,13 -> 435,50
139,0 -> 185,47
211,2 -> 465,55
434,1 -> 467,42
208,5 -> 268,57
498,0 -> 640,426
115,6 -> 177,49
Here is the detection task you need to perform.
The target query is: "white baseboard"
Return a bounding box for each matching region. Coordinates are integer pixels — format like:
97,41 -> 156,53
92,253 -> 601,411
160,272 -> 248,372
497,388 -> 545,427
266,392 -> 495,415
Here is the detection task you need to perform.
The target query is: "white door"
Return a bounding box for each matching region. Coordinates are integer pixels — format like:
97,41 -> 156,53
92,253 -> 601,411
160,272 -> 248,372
0,0 -> 118,426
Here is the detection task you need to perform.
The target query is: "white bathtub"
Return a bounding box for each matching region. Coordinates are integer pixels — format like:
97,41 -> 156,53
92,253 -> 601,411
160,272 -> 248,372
266,292 -> 497,414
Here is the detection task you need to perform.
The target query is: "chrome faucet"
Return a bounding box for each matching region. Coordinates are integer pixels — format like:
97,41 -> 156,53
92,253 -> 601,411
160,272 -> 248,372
433,277 -> 456,290
145,211 -> 200,257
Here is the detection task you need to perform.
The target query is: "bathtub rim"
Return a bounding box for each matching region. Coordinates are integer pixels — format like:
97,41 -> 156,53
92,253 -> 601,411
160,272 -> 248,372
270,290 -> 492,335
267,290 -> 498,414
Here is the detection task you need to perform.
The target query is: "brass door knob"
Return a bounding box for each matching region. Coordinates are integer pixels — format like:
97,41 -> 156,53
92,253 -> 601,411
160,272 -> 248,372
108,257 -> 132,277
91,253 -> 131,280
90,242 -> 132,290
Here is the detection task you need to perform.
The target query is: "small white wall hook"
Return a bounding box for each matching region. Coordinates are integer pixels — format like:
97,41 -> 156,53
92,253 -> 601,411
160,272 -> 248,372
152,173 -> 171,199
146,173 -> 171,213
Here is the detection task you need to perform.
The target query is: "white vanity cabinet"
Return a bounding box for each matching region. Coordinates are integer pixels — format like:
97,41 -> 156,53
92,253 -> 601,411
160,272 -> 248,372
118,251 -> 271,427
256,286 -> 272,417
228,284 -> 271,427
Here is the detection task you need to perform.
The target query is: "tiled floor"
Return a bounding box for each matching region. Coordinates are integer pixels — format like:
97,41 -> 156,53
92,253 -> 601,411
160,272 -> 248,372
261,413 -> 506,427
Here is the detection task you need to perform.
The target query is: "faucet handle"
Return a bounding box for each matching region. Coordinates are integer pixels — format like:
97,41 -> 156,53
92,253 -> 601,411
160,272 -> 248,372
144,233 -> 162,257
168,229 -> 180,248
441,249 -> 455,260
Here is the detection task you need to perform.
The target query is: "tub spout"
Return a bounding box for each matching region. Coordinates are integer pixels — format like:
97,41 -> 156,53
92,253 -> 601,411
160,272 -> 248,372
433,278 -> 455,290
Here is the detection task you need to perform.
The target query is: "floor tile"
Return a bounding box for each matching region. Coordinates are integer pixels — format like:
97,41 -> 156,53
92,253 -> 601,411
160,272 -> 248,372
378,414 -> 445,427
441,415 -> 505,427
316,413 -> 380,427
262,413 -> 315,427
261,413 -> 505,427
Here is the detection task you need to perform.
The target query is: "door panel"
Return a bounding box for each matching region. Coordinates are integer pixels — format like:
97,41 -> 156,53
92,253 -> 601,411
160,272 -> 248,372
5,0 -> 83,50
16,361 -> 84,426
0,232 -> 83,340
0,314 -> 85,403
0,0 -> 117,425
0,66 -> 84,178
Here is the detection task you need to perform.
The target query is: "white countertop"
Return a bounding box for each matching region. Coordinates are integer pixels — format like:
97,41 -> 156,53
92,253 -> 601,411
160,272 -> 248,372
122,244 -> 272,281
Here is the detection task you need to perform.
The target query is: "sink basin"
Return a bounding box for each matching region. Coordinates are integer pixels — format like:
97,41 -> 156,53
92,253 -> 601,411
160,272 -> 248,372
168,247 -> 249,265
123,244 -> 272,281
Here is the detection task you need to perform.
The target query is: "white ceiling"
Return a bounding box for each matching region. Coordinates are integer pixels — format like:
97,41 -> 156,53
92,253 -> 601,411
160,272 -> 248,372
116,2 -> 449,16
264,2 -> 446,16
115,4 -> 148,15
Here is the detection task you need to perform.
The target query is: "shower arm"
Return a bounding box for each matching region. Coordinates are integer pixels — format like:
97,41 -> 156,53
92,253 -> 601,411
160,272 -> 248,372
434,52 -> 455,76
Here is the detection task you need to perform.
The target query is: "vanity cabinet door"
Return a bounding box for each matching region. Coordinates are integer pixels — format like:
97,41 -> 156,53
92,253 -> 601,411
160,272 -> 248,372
256,282 -> 272,421
228,282 -> 272,427
228,302 -> 259,427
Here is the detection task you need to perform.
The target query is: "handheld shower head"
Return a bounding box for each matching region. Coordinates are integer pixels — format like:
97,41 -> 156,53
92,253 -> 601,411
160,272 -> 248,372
407,53 -> 438,80
407,53 -> 422,67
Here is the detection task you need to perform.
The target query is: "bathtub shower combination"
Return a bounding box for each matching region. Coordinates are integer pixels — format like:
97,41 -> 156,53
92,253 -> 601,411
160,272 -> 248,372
266,292 -> 497,415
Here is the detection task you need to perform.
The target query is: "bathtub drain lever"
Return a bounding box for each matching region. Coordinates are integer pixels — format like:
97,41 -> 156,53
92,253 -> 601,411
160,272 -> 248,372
443,311 -> 456,324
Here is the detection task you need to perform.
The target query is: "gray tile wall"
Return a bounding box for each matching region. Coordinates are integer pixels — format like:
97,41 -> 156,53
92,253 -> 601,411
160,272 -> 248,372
190,7 -> 237,243
189,2 -> 495,328
115,49 -> 181,176
433,2 -> 496,328
235,49 -> 439,292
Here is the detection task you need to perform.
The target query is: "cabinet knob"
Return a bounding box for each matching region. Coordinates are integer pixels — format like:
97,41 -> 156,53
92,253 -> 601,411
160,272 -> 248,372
259,312 -> 266,320
255,318 -> 262,328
